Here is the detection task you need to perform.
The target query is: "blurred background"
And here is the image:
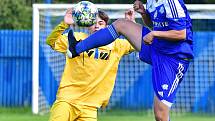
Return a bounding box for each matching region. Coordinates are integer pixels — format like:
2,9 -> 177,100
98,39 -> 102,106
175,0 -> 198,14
1,0 -> 215,121
1,0 -> 215,29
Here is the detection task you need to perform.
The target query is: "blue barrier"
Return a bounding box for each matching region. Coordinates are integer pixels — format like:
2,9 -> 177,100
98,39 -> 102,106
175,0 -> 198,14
0,30 -> 32,107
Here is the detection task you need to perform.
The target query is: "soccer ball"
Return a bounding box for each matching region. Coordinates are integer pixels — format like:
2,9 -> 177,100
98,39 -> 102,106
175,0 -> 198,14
72,1 -> 98,27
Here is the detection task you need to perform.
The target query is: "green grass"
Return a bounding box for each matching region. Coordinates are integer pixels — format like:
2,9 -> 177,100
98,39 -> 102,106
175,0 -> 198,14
98,110 -> 215,121
1,108 -> 215,121
0,107 -> 49,121
99,115 -> 215,121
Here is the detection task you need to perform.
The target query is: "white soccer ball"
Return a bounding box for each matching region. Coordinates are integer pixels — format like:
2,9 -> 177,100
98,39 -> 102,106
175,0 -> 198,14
72,1 -> 98,27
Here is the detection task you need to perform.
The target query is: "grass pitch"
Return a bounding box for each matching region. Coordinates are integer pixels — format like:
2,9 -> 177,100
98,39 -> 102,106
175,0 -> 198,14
0,107 -> 215,121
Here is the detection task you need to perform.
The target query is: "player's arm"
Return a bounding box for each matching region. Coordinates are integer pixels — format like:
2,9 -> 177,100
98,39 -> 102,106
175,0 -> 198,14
133,0 -> 152,27
143,30 -> 186,45
143,0 -> 187,44
151,29 -> 186,41
143,29 -> 186,45
46,21 -> 69,49
46,9 -> 74,49
152,0 -> 187,41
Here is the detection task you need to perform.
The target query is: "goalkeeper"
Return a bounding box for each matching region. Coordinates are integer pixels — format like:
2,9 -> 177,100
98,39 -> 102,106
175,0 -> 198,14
46,8 -> 136,121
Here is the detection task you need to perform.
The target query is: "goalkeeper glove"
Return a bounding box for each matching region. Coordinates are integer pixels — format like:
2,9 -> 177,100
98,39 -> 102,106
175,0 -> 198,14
67,29 -> 80,58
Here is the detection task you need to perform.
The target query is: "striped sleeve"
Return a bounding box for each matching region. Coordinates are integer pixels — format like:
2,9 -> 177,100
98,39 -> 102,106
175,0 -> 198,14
164,0 -> 187,30
164,0 -> 185,19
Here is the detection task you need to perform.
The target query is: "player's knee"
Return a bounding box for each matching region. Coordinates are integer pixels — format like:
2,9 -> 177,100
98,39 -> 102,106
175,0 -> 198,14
112,18 -> 128,33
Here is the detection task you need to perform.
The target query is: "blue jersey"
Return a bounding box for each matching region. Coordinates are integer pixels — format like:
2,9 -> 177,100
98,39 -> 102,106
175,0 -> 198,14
146,0 -> 193,59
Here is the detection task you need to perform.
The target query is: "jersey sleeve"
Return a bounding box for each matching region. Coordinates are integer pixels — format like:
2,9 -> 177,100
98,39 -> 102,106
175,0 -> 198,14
164,0 -> 186,30
46,21 -> 89,54
53,35 -> 68,53
46,21 -> 70,52
115,39 -> 135,56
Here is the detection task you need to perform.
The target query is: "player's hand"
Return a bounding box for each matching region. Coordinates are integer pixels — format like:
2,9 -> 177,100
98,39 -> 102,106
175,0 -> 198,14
125,9 -> 135,22
64,8 -> 74,25
143,31 -> 154,45
133,0 -> 146,15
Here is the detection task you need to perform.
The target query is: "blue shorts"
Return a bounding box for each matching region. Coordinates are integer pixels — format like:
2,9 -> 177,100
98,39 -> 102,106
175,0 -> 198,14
139,26 -> 190,107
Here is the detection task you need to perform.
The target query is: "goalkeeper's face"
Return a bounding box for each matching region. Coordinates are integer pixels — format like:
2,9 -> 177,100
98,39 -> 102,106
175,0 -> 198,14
89,16 -> 107,33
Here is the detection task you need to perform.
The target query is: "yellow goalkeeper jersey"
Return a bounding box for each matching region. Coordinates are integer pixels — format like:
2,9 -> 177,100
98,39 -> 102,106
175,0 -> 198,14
46,22 -> 135,108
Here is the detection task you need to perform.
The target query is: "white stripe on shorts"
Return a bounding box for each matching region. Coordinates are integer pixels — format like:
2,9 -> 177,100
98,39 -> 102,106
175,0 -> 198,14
168,63 -> 184,97
161,100 -> 173,107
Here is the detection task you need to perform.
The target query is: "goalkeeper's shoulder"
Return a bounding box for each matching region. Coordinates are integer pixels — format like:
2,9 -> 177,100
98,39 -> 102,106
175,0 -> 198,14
74,32 -> 89,41
114,38 -> 135,53
46,21 -> 70,48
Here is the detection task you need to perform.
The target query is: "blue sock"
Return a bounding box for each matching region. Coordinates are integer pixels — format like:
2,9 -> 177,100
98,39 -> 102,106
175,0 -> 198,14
76,24 -> 119,54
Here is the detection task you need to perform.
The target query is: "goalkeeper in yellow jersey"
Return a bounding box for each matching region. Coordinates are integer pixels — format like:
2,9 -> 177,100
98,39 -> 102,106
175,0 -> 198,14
46,8 -> 135,121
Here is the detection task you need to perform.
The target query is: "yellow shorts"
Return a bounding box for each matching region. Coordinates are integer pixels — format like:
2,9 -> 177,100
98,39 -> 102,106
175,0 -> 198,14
49,101 -> 97,121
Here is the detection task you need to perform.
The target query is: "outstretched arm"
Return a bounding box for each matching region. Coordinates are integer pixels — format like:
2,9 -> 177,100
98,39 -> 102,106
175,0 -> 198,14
46,9 -> 74,49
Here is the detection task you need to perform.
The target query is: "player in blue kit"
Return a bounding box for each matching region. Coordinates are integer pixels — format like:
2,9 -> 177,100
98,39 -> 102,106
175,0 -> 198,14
67,0 -> 193,121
